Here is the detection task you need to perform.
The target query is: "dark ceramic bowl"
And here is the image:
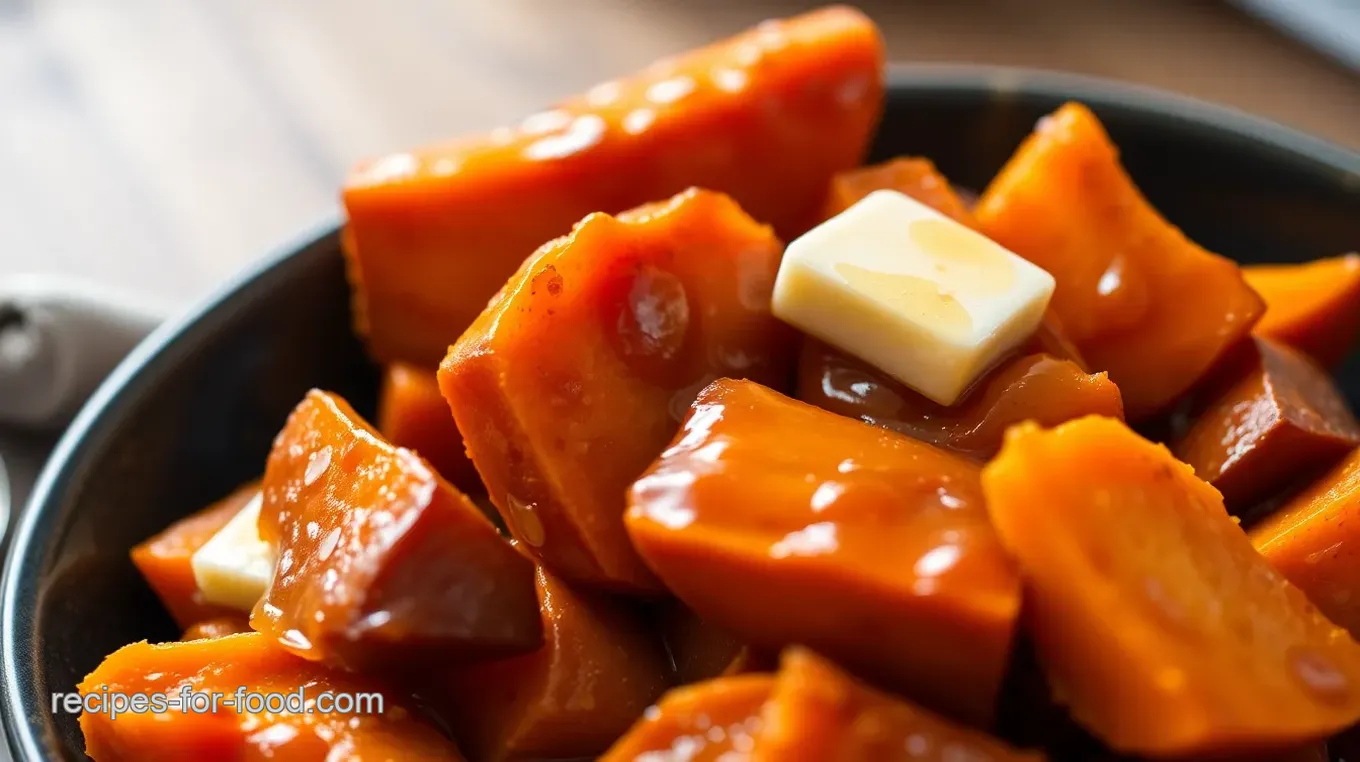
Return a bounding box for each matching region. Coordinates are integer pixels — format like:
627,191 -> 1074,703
4,65 -> 1360,761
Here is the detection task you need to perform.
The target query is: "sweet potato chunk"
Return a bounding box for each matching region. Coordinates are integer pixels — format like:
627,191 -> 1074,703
600,674 -> 773,762
1174,338 -> 1360,512
626,378 -> 1020,724
78,632 -> 463,762
180,617 -> 250,641
130,481 -> 259,629
982,416 -> 1360,756
1246,254 -> 1360,367
377,362 -> 480,493
344,7 -> 883,366
437,567 -> 670,762
753,648 -> 1044,762
253,390 -> 540,671
976,103 -> 1264,419
657,602 -> 748,685
822,156 -> 977,226
1252,447 -> 1360,640
440,189 -> 796,591
798,340 -> 1123,459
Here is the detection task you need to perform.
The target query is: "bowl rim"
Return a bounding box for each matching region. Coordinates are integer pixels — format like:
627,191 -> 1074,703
3,62 -> 1358,761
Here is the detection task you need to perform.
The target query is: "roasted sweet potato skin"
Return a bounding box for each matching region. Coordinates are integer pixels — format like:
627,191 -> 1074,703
130,481 -> 259,629
1247,254 -> 1360,367
600,674 -> 773,762
253,390 -> 540,671
753,648 -> 1044,762
976,103 -> 1264,419
78,632 -> 463,762
1174,338 -> 1360,513
626,378 -> 1020,725
343,7 -> 883,366
436,567 -> 671,762
440,189 -> 796,592
983,416 -> 1360,757
377,362 -> 481,493
798,340 -> 1122,459
1252,447 -> 1360,640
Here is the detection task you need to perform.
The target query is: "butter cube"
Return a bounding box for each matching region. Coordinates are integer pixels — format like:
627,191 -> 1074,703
772,189 -> 1055,405
191,491 -> 276,612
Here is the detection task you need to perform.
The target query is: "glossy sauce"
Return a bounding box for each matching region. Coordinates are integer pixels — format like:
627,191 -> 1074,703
599,675 -> 773,762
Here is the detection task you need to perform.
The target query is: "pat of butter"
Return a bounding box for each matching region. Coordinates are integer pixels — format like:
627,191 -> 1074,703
772,189 -> 1055,406
190,492 -> 276,612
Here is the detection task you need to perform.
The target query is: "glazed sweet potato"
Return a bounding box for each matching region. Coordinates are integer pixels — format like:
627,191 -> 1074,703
983,416 -> 1360,756
976,103 -> 1264,419
130,481 -> 259,629
600,674 -> 773,762
253,390 -> 540,671
1246,254 -> 1360,367
753,648 -> 1044,762
1174,338 -> 1360,512
344,6 -> 883,366
78,632 -> 463,762
440,189 -> 796,591
180,617 -> 251,641
377,362 -> 480,493
626,378 -> 1020,725
1252,447 -> 1360,640
822,157 -> 977,226
798,340 -> 1122,459
657,602 -> 748,685
438,567 -> 671,762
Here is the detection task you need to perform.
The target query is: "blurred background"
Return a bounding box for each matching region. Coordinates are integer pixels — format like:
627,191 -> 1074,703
1,0 -> 1359,308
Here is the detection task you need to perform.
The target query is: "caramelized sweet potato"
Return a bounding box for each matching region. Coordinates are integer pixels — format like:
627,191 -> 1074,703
982,416 -> 1360,756
1246,254 -> 1360,367
976,103 -> 1264,419
822,156 -> 977,226
626,378 -> 1020,725
1174,338 -> 1360,512
753,648 -> 1044,762
600,674 -> 773,762
253,390 -> 540,671
377,362 -> 480,493
440,189 -> 796,592
656,602 -> 747,685
1252,447 -> 1360,639
130,481 -> 259,629
798,340 -> 1122,459
438,567 -> 671,762
78,632 -> 463,762
344,7 -> 883,366
180,617 -> 251,641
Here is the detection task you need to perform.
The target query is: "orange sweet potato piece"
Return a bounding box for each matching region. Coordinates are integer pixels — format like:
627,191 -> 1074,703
753,648 -> 1044,762
437,566 -> 671,762
344,7 -> 883,366
982,415 -> 1360,756
78,632 -> 463,762
1246,254 -> 1360,367
600,674 -> 773,762
976,103 -> 1264,419
1251,447 -> 1360,640
626,378 -> 1020,725
1174,338 -> 1360,512
180,617 -> 251,642
657,602 -> 748,685
822,156 -> 977,226
798,340 -> 1122,459
440,189 -> 796,592
253,390 -> 540,671
130,481 -> 259,629
377,362 -> 480,493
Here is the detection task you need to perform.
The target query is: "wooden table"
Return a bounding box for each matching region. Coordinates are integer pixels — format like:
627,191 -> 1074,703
1,0 -> 1358,307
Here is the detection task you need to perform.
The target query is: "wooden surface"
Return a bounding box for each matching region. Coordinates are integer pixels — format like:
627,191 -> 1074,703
1,0 -> 1359,308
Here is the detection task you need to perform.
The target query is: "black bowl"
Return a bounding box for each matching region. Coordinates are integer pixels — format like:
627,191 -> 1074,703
4,65 -> 1360,761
